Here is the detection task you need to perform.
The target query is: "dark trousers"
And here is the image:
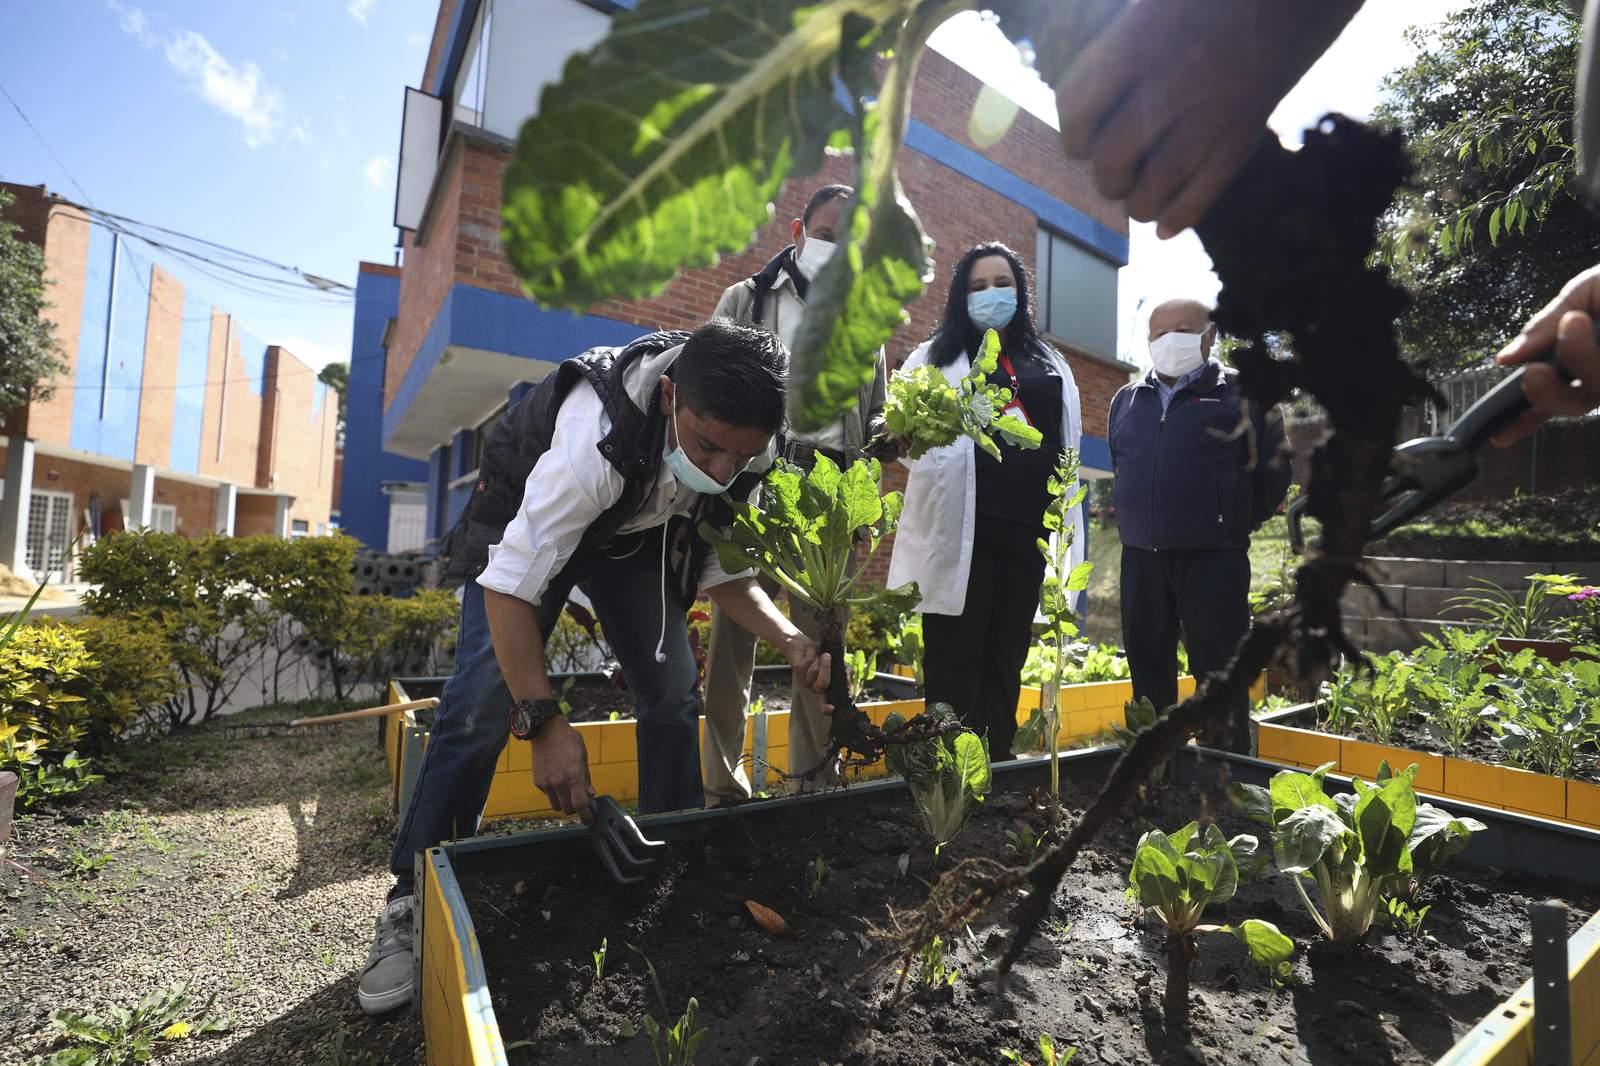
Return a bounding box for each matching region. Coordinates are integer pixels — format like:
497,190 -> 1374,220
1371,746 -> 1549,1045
923,520 -> 1045,761
389,529 -> 702,895
1120,545 -> 1251,751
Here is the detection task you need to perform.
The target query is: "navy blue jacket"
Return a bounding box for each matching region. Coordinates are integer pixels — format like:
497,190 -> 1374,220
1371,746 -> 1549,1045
1108,360 -> 1291,551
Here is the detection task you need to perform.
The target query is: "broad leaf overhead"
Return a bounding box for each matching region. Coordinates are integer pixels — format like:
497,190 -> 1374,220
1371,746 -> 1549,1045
500,0 -> 910,308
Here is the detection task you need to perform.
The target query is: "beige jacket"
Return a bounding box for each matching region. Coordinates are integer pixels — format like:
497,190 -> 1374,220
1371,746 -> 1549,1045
714,270 -> 887,455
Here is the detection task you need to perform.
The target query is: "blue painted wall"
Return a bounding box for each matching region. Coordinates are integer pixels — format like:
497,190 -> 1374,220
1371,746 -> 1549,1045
339,268 -> 429,548
168,291 -> 211,475
237,328 -> 266,397
70,230 -> 148,459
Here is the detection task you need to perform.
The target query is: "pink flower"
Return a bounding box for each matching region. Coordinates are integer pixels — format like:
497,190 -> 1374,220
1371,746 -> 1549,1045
1570,587 -> 1600,602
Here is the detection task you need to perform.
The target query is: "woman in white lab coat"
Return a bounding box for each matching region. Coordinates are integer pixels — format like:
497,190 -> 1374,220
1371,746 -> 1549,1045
886,242 -> 1083,760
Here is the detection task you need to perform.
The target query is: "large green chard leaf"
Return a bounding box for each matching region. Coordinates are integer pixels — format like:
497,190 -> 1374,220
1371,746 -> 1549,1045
1274,804 -> 1349,876
500,0 -> 912,307
788,2 -> 961,430
1268,767 -> 1337,824
1130,834 -> 1183,913
1352,770 -> 1417,881
1226,919 -> 1295,970
1407,802 -> 1486,879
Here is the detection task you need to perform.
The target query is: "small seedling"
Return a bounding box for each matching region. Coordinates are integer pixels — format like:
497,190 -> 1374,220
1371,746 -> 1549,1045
318,948 -> 336,968
67,849 -> 112,878
593,937 -> 608,983
999,1034 -> 1076,1066
1382,897 -> 1431,938
630,945 -> 706,1065
806,856 -> 826,899
1005,826 -> 1049,865
902,935 -> 957,991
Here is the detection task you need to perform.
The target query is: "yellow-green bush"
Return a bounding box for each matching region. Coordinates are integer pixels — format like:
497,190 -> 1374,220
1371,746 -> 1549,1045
0,625 -> 103,809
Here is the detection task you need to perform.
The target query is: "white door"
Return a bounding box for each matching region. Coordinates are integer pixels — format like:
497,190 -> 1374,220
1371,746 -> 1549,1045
119,499 -> 177,533
26,490 -> 74,580
387,492 -> 427,553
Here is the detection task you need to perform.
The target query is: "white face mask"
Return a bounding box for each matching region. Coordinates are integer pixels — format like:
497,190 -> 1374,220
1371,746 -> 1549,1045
794,232 -> 836,281
1149,329 -> 1208,378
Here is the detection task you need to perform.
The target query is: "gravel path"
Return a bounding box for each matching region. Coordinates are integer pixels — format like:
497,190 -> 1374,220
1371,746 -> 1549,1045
1,705 -> 425,1065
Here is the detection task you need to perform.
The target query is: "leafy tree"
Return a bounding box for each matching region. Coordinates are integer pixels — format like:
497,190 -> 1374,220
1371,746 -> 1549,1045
317,361 -> 349,443
0,188 -> 68,410
1377,0 -> 1597,377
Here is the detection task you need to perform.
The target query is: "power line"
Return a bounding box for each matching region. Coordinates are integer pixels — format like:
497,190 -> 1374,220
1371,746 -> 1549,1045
0,80 -> 96,208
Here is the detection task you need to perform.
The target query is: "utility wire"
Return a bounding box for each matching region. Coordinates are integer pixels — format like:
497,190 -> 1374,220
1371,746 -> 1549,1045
0,80 -> 96,208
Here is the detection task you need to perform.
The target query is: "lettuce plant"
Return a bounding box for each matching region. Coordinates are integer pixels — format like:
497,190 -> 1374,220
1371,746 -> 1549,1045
1493,654 -> 1600,778
887,612 -> 923,694
1232,761 -> 1482,941
1128,821 -> 1291,1027
701,455 -> 918,768
882,706 -> 991,849
882,328 -> 1043,460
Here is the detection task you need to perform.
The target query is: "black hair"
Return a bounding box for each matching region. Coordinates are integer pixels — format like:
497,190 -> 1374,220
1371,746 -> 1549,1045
675,318 -> 788,433
801,184 -> 854,226
926,241 -> 1053,369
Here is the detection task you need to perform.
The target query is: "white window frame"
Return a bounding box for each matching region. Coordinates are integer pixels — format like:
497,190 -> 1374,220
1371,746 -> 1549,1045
27,489 -> 75,580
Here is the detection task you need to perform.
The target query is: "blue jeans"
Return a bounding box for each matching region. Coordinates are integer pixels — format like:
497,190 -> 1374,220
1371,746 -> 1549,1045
389,529 -> 704,894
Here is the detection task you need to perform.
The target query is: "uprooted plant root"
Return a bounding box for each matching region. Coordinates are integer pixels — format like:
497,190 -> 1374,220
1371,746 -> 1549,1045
882,115 -> 1435,986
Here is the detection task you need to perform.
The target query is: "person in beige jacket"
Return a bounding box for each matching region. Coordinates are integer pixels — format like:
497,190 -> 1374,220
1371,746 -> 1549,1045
702,183 -> 888,802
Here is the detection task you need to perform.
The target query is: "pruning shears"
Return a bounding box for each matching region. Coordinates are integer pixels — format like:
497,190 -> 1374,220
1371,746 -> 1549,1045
589,794 -> 665,885
1287,350 -> 1577,553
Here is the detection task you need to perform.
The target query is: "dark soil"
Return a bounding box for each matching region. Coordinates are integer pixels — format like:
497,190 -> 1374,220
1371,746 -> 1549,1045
458,774 -> 1598,1066
1294,711 -> 1600,784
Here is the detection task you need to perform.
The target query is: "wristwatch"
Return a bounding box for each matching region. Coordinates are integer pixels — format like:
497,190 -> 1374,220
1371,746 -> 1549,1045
509,697 -> 565,741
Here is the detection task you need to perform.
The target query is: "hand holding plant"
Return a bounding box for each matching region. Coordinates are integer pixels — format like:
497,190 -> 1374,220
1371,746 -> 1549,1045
883,329 -> 1043,461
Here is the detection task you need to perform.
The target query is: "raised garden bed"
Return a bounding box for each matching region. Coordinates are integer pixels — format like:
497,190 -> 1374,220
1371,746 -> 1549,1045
416,747 -> 1600,1066
381,670 -> 924,822
1256,704 -> 1600,830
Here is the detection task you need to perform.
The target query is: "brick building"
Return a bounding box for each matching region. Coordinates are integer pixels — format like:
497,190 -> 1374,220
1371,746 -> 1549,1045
344,0 -> 1135,584
0,182 -> 339,580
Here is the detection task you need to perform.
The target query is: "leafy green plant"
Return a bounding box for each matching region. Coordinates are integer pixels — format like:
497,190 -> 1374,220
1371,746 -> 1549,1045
1127,821 -> 1290,1028
42,983 -> 230,1065
630,946 -> 707,1066
67,848 -> 112,878
1381,897 -> 1431,938
1232,762 -> 1477,942
495,0 -> 1113,430
1493,653 -> 1600,778
999,1033 -> 1075,1066
1444,574 -> 1571,640
1111,697 -> 1158,749
1005,826 -> 1049,865
1407,629 -> 1500,753
593,937 -> 607,983
1317,654 -> 1415,744
882,706 -> 991,849
887,612 -> 924,694
701,456 -> 918,766
845,648 -> 878,705
1032,450 -> 1091,812
902,934 -> 958,991
1022,641 -> 1129,687
883,328 -> 1043,460
806,855 -> 826,899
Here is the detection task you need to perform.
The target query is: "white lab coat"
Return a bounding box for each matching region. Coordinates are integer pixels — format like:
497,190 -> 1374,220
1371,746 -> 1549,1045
886,339 -> 1086,617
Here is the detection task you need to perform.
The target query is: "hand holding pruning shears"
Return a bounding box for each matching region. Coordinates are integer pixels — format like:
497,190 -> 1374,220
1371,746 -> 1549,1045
1492,263 -> 1600,444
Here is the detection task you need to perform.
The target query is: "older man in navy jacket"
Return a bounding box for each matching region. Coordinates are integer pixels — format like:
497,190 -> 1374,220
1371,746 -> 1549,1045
1108,298 -> 1291,752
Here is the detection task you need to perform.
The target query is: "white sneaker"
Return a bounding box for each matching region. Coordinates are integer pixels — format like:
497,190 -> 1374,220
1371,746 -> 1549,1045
357,895 -> 414,1015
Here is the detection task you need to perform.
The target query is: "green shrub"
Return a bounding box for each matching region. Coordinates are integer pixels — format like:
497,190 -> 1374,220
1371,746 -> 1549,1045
54,616 -> 184,745
78,533 -> 275,723
0,625 -> 102,808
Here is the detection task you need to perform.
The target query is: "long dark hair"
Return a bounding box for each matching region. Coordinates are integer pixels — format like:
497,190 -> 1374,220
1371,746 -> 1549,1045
926,241 -> 1052,368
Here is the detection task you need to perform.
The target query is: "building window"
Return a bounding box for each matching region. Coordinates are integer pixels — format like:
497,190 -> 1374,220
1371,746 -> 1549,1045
119,500 -> 177,534
453,1 -> 492,129
291,519 -> 310,537
1035,227 -> 1119,360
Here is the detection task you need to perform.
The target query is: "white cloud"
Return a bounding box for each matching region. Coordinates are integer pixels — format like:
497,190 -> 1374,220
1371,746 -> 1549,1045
365,155 -> 394,191
348,0 -> 376,27
278,335 -> 345,373
108,2 -> 300,148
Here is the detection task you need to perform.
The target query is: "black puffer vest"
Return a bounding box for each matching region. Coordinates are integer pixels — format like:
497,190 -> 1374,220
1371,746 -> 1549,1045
440,331 -> 764,600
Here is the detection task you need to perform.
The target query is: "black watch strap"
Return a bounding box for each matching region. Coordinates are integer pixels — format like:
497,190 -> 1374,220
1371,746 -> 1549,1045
509,697 -> 565,740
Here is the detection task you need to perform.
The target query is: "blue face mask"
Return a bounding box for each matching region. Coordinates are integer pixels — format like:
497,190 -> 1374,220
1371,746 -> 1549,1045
967,286 -> 1017,331
664,399 -> 746,495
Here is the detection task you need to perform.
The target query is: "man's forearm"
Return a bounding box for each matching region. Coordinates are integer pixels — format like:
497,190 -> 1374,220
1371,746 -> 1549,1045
707,577 -> 805,647
483,587 -> 555,703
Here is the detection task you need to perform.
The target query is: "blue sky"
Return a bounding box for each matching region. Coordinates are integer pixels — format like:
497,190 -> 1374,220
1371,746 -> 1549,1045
0,0 -> 438,371
2,1 -> 1468,376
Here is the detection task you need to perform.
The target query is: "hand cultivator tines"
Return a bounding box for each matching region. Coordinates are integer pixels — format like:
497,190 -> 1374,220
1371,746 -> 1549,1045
589,794 -> 665,885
